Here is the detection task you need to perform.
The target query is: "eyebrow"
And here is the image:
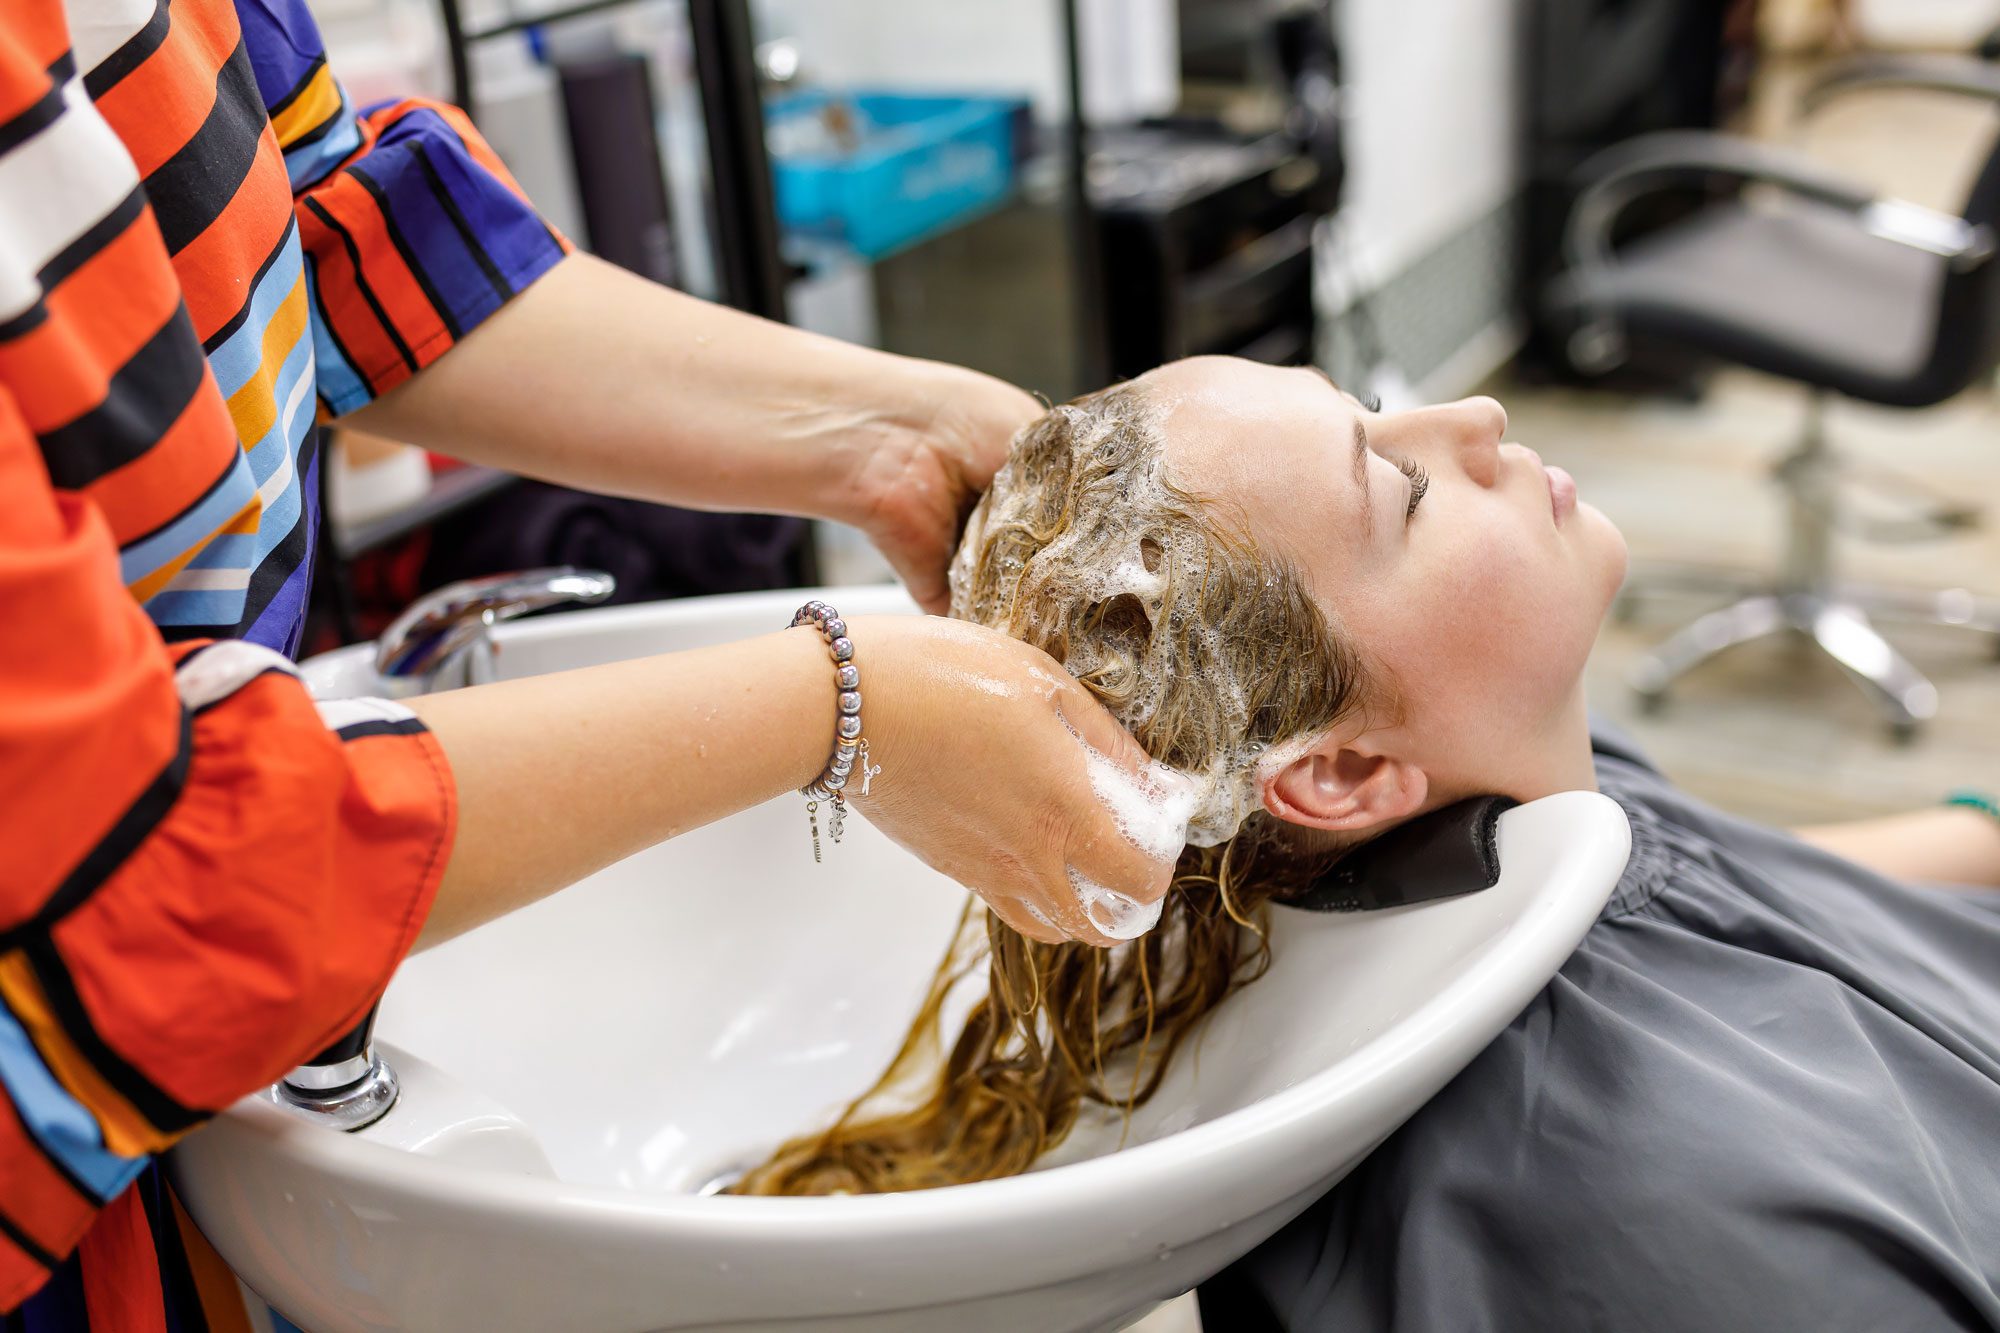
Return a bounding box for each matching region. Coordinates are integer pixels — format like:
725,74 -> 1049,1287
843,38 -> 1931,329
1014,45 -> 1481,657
1303,366 -> 1374,537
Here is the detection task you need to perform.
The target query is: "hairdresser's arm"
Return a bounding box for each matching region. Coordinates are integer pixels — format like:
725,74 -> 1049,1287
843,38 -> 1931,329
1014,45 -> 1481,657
406,615 -> 1166,950
1793,808 -> 2000,888
345,254 -> 1035,613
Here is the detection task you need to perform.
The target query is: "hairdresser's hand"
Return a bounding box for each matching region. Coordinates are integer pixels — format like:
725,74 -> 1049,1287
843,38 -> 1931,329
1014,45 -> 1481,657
849,366 -> 1039,615
847,616 -> 1176,947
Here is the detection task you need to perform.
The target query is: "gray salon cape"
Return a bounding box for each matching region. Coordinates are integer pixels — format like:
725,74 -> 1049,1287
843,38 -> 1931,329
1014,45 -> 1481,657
1200,731 -> 2000,1332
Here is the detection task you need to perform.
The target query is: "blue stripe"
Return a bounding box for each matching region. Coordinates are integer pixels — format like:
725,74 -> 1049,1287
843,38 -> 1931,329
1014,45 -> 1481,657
235,0 -> 333,112
118,455 -> 258,585
143,586 -> 256,625
0,999 -> 147,1202
184,532 -> 256,570
205,232 -> 305,399
407,108 -> 569,304
303,260 -> 368,412
284,96 -> 362,191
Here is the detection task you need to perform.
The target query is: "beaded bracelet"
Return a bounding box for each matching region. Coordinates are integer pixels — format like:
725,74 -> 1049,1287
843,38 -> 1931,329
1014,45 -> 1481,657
791,600 -> 880,862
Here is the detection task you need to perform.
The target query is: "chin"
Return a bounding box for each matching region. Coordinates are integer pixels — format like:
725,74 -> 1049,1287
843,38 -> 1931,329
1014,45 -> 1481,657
1576,502 -> 1629,604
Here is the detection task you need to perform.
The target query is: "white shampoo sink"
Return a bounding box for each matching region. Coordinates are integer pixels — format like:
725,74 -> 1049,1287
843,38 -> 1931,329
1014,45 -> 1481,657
170,586 -> 1629,1333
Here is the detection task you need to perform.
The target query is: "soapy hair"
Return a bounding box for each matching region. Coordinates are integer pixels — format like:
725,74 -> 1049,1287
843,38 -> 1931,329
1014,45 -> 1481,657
734,382 -> 1368,1194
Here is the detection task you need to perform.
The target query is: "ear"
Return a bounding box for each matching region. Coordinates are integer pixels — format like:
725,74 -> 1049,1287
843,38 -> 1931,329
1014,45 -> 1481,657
1262,737 -> 1429,835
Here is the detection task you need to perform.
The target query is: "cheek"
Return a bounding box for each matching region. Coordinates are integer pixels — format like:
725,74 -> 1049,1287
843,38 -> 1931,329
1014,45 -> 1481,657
1363,523 -> 1594,724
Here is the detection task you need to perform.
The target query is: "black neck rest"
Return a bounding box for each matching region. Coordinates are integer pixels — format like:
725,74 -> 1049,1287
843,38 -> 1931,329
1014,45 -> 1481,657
1280,795 -> 1518,913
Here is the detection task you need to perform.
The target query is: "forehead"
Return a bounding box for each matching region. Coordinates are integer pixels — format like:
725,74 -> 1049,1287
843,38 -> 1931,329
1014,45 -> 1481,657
1144,357 -> 1353,570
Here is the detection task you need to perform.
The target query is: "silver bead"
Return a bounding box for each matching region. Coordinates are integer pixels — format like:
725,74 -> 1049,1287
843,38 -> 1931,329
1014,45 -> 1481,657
831,637 -> 854,662
826,769 -> 849,791
837,714 -> 862,740
838,690 -> 862,714
836,664 -> 859,689
823,617 -> 846,638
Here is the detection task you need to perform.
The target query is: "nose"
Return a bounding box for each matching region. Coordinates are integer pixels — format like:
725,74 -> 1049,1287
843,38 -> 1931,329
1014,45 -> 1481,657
1410,396 -> 1506,487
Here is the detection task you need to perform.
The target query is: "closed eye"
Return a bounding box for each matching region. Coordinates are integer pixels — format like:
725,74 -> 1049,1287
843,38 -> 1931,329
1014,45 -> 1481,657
1395,456 -> 1428,522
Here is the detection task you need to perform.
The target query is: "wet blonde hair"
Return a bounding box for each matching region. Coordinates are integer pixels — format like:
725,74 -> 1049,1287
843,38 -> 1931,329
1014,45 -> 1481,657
735,382 -> 1369,1194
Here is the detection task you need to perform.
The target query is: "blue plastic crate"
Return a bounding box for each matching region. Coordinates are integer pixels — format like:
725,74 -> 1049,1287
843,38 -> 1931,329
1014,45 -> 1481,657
766,92 -> 1025,260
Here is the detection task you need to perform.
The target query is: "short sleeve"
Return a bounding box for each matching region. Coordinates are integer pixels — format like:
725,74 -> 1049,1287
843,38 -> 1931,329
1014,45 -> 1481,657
233,0 -> 572,415
0,393 -> 454,1307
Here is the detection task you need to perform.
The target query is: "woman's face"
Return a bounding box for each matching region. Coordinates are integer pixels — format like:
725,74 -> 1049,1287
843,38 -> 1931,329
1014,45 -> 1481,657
1145,356 -> 1627,801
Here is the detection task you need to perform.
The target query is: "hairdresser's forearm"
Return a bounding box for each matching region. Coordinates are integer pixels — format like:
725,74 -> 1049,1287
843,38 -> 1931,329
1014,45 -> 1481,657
345,253 -> 942,525
406,628 -> 834,947
1794,807 -> 2000,888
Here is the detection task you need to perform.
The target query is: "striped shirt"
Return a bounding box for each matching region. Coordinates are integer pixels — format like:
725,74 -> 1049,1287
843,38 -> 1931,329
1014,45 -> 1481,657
1,0 -> 567,1320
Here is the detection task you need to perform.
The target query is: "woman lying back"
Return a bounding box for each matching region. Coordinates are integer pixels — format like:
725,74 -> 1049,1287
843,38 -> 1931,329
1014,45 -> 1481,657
738,357 -> 2000,1333
735,354 -> 1624,1192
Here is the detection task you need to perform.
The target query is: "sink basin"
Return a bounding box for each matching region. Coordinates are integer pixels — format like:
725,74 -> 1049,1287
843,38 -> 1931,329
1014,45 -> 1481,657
170,586 -> 1629,1333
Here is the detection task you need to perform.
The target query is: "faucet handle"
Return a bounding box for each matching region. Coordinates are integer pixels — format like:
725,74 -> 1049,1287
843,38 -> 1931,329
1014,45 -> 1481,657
374,567 -> 616,682
272,1003 -> 399,1131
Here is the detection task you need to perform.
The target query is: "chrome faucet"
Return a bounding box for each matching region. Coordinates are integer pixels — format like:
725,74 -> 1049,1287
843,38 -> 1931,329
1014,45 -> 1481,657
272,567 -> 616,1131
372,566 -> 618,696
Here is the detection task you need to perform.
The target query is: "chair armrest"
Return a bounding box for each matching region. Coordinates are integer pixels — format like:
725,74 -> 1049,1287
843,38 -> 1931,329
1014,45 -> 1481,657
1563,130 -> 1990,276
1553,130 -> 1993,373
1563,131 -> 1872,277
1802,52 -> 2000,115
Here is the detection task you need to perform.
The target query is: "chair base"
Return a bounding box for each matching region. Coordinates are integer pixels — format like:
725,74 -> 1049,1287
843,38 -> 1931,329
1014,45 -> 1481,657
1619,568 -> 2000,740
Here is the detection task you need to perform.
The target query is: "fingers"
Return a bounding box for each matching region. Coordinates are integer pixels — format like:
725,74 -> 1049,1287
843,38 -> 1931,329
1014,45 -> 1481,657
1050,698 -> 1185,912
983,893 -> 1067,946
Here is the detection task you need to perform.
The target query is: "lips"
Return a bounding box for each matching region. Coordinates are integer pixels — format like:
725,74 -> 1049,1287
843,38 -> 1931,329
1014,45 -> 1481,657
1545,465 -> 1577,524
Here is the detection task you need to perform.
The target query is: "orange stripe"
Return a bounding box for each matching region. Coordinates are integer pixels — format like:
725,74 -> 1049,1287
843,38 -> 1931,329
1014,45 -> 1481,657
90,0 -> 240,177
0,476 -> 186,925
80,369 -> 239,546
0,953 -> 177,1156
297,201 -> 406,394
0,8 -> 70,123
171,132 -> 293,343
0,1091 -> 97,1258
312,174 -> 449,355
79,1187 -> 168,1333
169,1189 -> 255,1333
0,1237 -> 51,1315
0,210 -> 183,434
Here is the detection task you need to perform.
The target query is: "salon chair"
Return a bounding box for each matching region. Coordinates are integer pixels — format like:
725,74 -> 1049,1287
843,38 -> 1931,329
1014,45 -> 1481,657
1550,56 -> 2000,737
